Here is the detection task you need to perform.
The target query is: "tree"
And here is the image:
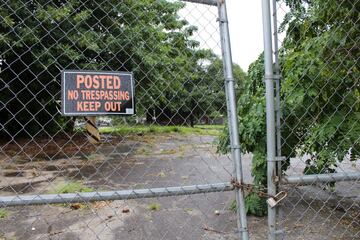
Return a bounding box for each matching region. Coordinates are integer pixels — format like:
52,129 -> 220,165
280,0 -> 360,174
183,57 -> 246,126
0,0 -> 213,137
218,0 -> 359,215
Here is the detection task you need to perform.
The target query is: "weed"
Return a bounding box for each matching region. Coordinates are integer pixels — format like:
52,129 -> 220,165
0,209 -> 8,219
50,181 -> 94,194
148,203 -> 161,211
159,148 -> 178,155
136,147 -> 152,155
49,181 -> 94,209
157,171 -> 166,177
184,208 -> 193,213
149,126 -> 156,133
230,193 -> 267,217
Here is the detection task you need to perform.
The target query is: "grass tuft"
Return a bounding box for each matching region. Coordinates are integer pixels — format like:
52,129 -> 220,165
48,182 -> 94,209
148,203 -> 161,211
0,208 -> 8,219
50,181 -> 94,194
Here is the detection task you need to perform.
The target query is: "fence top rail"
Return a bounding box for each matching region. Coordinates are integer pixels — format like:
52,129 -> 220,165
181,0 -> 218,6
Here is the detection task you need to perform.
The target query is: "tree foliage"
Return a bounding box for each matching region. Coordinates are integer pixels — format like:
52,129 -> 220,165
218,0 -> 359,215
280,0 -> 359,173
0,0 -> 230,137
198,57 -> 246,121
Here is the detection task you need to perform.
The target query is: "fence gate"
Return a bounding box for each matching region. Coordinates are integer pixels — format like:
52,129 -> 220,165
0,0 -> 249,239
262,0 -> 360,239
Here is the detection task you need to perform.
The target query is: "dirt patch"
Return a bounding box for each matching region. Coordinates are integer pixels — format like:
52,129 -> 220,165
0,133 -> 131,162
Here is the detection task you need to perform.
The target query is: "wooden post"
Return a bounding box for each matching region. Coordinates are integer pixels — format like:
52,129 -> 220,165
84,116 -> 100,144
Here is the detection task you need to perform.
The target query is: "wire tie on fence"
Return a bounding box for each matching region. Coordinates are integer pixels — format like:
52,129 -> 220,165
224,77 -> 234,83
264,74 -> 281,81
267,156 -> 286,162
54,100 -> 62,115
275,229 -> 285,235
216,17 -> 228,23
230,144 -> 241,150
234,227 -> 248,233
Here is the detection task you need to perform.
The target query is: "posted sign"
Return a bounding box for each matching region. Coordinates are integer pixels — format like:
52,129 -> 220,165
61,70 -> 135,116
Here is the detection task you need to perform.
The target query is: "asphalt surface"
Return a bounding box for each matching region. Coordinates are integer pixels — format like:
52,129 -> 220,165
0,133 -> 359,239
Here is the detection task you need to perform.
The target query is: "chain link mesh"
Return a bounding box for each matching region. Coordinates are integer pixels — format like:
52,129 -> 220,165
274,0 -> 360,239
3,0 -> 358,239
0,1 -> 245,239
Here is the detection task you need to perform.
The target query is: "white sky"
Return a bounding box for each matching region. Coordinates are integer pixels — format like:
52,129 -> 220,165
179,0 -> 283,72
226,0 -> 264,71
180,0 -> 286,71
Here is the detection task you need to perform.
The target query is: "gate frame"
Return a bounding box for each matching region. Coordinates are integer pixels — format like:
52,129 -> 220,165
262,0 -> 360,239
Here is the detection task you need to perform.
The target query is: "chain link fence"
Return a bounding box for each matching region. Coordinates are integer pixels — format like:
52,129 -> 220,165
270,0 -> 360,239
0,0 -> 251,239
2,0 -> 358,239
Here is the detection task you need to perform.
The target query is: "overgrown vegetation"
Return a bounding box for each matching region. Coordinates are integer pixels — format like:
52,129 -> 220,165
218,53 -> 269,216
230,193 -> 267,217
100,124 -> 223,136
219,0 -> 359,216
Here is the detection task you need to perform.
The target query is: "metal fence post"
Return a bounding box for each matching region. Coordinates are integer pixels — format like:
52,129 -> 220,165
261,0 -> 277,239
218,1 -> 249,239
271,0 -> 282,232
272,0 -> 282,177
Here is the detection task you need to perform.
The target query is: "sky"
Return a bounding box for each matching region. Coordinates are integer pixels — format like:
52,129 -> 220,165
179,0 -> 270,72
226,0 -> 264,71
